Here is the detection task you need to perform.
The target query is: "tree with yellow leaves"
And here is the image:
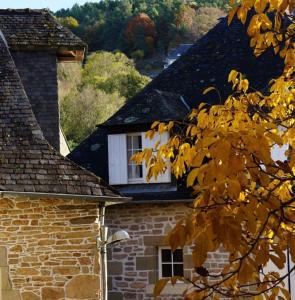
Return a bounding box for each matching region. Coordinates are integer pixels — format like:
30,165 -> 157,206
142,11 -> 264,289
133,0 -> 295,299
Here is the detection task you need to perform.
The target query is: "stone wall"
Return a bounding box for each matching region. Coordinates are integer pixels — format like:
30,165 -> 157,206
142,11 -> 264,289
11,51 -> 60,151
106,202 -> 228,300
0,196 -> 101,300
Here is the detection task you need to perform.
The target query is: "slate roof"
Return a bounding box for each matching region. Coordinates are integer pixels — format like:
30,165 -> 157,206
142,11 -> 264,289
0,9 -> 86,50
105,16 -> 284,126
0,32 -> 122,201
104,90 -> 190,126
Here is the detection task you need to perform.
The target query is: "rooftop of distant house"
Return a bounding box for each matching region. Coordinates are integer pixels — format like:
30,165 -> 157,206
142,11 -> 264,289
166,44 -> 193,60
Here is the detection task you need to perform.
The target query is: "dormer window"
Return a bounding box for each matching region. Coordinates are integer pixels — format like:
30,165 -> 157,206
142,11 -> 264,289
127,134 -> 143,182
108,132 -> 170,185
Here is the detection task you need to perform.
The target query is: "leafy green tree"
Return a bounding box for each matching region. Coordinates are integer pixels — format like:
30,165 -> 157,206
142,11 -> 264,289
58,51 -> 150,146
57,16 -> 79,29
60,86 -> 124,144
82,51 -> 150,99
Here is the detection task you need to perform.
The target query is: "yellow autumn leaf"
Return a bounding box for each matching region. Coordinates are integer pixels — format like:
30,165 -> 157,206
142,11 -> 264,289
269,254 -> 285,269
192,241 -> 207,268
227,6 -> 238,25
187,168 -> 199,187
281,287 -> 291,300
151,121 -> 160,129
228,69 -> 239,83
254,0 -> 267,13
203,86 -> 216,95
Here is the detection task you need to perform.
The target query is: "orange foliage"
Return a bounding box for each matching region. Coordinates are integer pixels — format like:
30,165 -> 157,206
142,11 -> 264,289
124,13 -> 156,45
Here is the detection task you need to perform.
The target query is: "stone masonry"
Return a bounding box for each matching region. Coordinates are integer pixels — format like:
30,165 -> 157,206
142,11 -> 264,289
0,195 -> 101,300
106,202 -> 228,300
11,51 -> 60,151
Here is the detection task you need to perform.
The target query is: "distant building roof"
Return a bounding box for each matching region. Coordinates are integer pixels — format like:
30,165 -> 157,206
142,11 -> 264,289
0,9 -> 86,61
166,44 -> 193,61
0,32 -> 123,202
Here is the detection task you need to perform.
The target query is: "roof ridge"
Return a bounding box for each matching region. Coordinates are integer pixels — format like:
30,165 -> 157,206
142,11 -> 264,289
0,10 -> 86,50
0,8 -> 49,14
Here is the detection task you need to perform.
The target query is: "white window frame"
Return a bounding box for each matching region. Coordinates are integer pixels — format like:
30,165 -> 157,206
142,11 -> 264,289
108,131 -> 171,185
158,247 -> 184,279
127,132 -> 144,184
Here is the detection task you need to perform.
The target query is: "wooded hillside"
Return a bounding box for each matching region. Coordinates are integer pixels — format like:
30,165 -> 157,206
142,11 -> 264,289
55,0 -> 226,55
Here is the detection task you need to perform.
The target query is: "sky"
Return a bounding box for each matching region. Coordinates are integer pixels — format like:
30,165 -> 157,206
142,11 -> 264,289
0,0 -> 97,12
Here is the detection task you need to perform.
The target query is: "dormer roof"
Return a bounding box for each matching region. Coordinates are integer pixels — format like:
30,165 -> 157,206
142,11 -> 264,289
0,32 -> 124,204
0,9 -> 86,61
105,90 -> 190,126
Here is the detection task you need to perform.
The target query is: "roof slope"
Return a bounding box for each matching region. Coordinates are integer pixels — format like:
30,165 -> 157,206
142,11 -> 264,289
105,16 -> 284,126
0,32 -> 120,199
105,90 -> 190,126
0,9 -> 85,50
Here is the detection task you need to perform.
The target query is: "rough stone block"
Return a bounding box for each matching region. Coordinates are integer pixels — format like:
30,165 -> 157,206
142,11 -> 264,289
21,291 -> 40,300
53,266 -> 80,275
0,247 -> 7,267
0,266 -> 11,290
41,287 -> 65,300
15,268 -> 39,275
136,256 -> 157,270
108,292 -> 124,300
148,270 -> 157,284
1,290 -> 21,300
143,236 -> 166,246
65,275 -> 100,299
108,261 -> 123,275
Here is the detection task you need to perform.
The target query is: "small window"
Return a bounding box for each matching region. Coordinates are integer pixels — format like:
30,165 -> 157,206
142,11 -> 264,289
127,134 -> 143,182
159,248 -> 184,278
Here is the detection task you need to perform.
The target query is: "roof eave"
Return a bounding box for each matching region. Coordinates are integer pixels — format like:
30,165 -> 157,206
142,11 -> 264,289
0,191 -> 131,207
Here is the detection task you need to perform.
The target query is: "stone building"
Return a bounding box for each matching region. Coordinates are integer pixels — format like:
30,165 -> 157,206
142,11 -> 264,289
0,9 -> 127,300
69,15 -> 294,300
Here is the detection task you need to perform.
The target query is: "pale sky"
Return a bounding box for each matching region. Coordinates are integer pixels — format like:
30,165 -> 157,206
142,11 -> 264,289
0,1 -> 98,12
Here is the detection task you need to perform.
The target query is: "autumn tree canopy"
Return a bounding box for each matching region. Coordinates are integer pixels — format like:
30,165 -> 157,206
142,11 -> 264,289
133,0 -> 295,299
124,13 -> 156,55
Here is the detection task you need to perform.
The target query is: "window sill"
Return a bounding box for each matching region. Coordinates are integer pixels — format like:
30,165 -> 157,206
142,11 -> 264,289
146,283 -> 191,295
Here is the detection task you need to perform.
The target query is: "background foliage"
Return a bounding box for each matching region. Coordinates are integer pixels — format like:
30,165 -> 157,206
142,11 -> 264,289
58,51 -> 150,147
55,0 -> 226,55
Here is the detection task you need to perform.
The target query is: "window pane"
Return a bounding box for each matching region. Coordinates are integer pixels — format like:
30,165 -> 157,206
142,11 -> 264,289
127,136 -> 132,149
173,249 -> 183,262
135,165 -> 142,178
162,264 -> 172,277
128,165 -> 132,178
128,165 -> 143,179
127,150 -> 133,161
133,135 -> 142,149
173,264 -> 183,276
138,165 -> 143,177
161,249 -> 171,262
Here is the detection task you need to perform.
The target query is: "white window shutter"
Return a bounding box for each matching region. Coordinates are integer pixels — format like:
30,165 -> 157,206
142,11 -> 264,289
142,132 -> 171,183
108,134 -> 128,185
